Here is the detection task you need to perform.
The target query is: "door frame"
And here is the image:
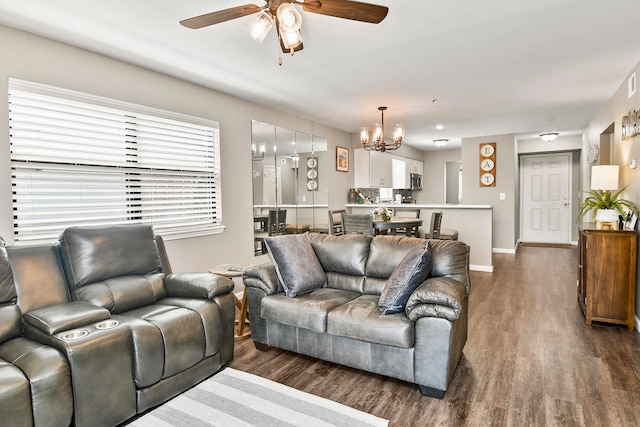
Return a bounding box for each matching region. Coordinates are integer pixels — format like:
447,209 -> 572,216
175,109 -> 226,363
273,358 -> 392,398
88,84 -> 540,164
519,152 -> 573,244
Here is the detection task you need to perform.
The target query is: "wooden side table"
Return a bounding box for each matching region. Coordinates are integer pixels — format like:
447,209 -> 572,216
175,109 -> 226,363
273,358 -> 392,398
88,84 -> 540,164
209,264 -> 251,339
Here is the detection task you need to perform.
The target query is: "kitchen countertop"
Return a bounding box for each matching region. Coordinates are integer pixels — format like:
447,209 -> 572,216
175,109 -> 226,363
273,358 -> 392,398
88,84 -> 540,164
346,203 -> 492,209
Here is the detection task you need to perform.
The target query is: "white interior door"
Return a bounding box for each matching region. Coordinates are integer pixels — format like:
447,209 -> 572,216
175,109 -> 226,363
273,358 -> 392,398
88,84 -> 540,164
521,153 -> 571,244
263,165 -> 282,205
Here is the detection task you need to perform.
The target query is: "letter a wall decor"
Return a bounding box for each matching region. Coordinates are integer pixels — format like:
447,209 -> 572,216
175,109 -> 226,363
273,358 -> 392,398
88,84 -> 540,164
479,142 -> 496,187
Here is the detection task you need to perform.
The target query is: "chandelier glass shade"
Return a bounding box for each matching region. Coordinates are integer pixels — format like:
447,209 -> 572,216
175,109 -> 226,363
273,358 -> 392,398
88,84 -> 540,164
360,107 -> 404,152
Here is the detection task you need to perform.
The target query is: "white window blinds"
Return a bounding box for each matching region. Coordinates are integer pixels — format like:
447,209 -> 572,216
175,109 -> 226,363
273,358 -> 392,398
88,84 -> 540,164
9,78 -> 224,243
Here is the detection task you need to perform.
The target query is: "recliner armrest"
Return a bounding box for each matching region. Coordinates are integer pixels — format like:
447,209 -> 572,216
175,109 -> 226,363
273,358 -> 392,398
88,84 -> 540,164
405,277 -> 466,322
164,272 -> 234,300
242,262 -> 281,295
24,301 -> 111,335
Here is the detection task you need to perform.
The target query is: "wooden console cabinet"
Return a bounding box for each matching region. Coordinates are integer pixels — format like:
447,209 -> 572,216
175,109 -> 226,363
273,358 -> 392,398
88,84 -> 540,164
577,223 -> 636,330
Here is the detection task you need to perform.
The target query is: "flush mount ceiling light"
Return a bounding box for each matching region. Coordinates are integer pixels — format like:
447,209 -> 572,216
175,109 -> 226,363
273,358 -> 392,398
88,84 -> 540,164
540,132 -> 559,142
181,0 -> 388,61
434,139 -> 448,147
360,106 -> 404,152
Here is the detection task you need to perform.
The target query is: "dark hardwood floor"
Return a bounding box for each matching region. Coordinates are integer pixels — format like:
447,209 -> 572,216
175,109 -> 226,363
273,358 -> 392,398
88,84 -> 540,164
230,246 -> 640,426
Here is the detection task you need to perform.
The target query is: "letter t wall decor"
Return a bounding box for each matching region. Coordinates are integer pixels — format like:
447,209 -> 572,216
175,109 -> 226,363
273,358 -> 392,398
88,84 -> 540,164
479,143 -> 496,187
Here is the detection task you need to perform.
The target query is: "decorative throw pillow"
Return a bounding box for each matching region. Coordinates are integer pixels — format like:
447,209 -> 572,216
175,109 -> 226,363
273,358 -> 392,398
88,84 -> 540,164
379,242 -> 433,315
264,234 -> 327,297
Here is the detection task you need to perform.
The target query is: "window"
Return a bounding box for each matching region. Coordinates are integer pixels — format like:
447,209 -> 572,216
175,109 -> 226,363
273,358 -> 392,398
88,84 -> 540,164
9,78 -> 223,244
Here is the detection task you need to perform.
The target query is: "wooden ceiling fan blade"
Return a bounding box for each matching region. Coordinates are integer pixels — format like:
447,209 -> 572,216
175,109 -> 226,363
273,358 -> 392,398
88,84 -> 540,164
302,0 -> 388,24
180,4 -> 262,29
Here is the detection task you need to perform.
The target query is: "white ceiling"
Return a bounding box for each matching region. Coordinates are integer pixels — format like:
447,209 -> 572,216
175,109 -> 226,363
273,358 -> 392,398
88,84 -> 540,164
2,0 -> 640,151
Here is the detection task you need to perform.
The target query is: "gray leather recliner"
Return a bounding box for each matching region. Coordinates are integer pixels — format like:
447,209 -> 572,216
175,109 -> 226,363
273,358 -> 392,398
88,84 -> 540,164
0,239 -> 73,427
1,224 -> 236,426
57,224 -> 236,414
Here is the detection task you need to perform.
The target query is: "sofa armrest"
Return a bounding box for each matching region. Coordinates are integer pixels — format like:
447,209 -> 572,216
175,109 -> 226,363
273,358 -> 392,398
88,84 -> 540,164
24,301 -> 111,335
164,272 -> 234,300
242,262 -> 281,296
405,277 -> 466,322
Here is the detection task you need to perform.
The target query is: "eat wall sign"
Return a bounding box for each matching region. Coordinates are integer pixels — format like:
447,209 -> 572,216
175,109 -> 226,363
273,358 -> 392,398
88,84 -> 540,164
479,143 -> 496,187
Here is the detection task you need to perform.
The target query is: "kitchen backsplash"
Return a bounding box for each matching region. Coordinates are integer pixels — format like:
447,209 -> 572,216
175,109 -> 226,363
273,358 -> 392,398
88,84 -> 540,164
351,188 -> 413,204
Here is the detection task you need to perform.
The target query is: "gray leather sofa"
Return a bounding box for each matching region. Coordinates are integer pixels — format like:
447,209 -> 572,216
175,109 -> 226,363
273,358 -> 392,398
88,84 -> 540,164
0,224 -> 235,426
243,233 -> 470,398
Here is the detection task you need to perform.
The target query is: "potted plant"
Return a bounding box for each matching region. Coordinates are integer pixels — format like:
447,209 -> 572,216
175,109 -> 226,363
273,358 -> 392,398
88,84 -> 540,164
578,186 -> 639,226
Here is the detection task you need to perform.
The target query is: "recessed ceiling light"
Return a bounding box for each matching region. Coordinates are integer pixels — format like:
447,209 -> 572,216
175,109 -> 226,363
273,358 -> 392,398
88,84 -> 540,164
435,124 -> 445,130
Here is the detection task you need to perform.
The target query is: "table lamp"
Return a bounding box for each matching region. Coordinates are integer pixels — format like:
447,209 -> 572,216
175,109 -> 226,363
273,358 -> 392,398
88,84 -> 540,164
590,165 -> 620,227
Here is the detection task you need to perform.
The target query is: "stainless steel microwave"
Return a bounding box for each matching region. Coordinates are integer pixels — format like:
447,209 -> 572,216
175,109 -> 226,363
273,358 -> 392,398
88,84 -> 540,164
410,173 -> 422,190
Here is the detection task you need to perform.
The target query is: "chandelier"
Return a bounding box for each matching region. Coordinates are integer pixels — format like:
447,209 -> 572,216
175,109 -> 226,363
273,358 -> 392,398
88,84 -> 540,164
246,3 -> 303,56
360,107 -> 404,152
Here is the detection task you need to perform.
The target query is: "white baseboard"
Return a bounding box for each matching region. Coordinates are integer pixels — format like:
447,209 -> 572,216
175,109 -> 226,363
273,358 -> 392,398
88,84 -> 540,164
493,248 -> 516,254
635,315 -> 640,333
470,264 -> 494,272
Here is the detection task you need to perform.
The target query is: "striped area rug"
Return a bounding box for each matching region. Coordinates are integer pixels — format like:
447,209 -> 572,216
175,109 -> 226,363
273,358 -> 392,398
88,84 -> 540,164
129,368 -> 388,427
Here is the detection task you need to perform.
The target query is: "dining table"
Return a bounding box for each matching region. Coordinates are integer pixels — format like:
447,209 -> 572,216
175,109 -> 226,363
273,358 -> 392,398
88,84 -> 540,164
372,217 -> 423,236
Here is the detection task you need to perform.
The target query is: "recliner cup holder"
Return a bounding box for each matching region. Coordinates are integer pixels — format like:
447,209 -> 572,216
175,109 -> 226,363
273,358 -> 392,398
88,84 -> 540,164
61,329 -> 89,341
96,320 -> 119,330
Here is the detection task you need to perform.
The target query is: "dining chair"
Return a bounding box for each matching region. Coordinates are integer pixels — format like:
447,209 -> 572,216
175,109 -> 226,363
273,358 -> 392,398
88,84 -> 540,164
255,209 -> 287,254
393,208 -> 421,236
328,209 -> 346,235
341,213 -> 374,235
425,211 -> 443,239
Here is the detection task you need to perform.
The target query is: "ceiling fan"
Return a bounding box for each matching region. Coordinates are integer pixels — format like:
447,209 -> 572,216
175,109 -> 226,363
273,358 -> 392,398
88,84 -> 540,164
180,0 -> 389,57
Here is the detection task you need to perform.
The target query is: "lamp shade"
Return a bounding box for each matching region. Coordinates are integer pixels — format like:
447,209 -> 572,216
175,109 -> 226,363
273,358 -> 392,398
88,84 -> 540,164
590,165 -> 619,190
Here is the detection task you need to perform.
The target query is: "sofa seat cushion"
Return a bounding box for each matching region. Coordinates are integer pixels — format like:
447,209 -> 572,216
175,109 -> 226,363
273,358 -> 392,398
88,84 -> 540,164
0,359 -> 32,424
261,288 -> 360,333
0,337 -> 73,427
115,304 -> 206,388
327,295 -> 415,348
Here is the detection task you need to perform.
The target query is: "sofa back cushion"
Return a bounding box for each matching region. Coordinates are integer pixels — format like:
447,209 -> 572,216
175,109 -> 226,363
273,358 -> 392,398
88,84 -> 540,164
59,224 -> 163,290
7,244 -> 71,313
428,239 -> 471,294
74,273 -> 166,313
308,234 -> 372,292
364,236 -> 426,294
58,225 -> 166,311
0,239 -> 21,345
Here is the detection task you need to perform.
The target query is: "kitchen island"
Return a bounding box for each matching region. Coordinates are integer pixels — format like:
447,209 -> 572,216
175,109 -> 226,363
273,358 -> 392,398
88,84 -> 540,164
347,204 -> 493,272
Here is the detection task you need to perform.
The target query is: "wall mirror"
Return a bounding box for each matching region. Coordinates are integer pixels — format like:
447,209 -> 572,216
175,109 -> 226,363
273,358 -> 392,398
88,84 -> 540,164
445,161 -> 462,204
251,120 -> 328,255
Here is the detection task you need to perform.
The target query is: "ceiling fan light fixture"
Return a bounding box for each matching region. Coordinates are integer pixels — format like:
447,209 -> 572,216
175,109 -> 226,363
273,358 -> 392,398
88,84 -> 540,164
280,28 -> 303,52
277,3 -> 302,31
247,11 -> 274,43
540,132 -> 559,142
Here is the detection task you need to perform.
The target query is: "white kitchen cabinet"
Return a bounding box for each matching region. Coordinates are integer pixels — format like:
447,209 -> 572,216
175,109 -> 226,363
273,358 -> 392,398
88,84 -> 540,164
392,156 -> 408,189
407,158 -> 424,175
354,149 -> 393,188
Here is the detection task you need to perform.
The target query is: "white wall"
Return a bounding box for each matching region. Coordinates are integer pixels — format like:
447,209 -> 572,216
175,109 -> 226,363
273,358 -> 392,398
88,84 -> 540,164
0,24 -> 352,272
583,58 -> 640,325
414,148 -> 461,204
461,134 -> 518,252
